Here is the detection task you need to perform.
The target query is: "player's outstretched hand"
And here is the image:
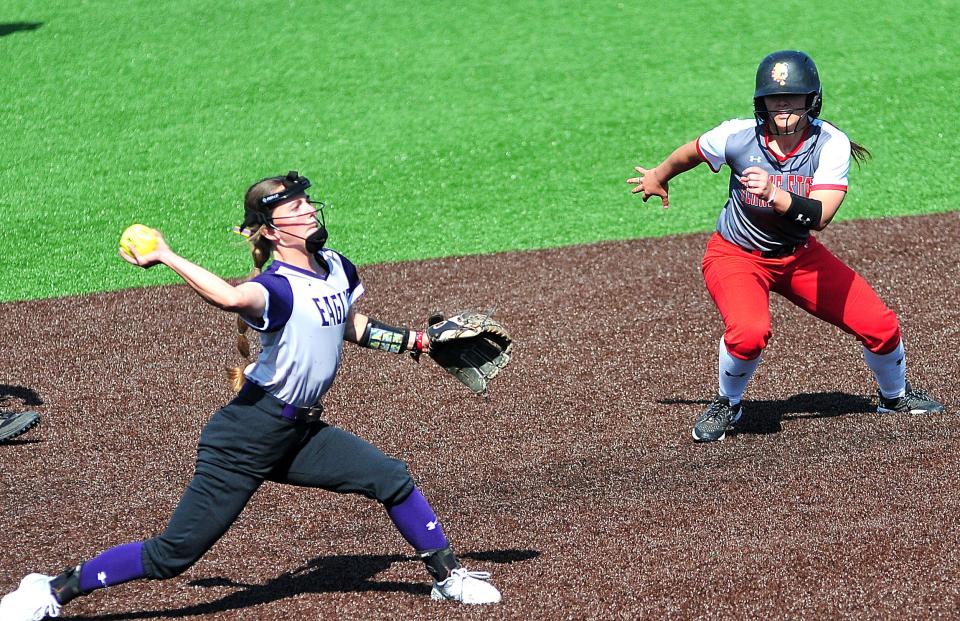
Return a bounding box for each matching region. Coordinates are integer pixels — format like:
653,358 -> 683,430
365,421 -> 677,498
626,166 -> 669,208
119,230 -> 170,269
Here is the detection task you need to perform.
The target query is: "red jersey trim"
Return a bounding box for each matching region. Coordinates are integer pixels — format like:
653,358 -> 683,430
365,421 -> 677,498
695,137 -> 721,173
810,183 -> 848,192
763,125 -> 811,163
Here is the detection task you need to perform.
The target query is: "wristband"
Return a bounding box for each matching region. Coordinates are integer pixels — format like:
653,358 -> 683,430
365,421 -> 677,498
406,330 -> 426,363
782,192 -> 822,229
360,320 -> 410,353
767,184 -> 778,204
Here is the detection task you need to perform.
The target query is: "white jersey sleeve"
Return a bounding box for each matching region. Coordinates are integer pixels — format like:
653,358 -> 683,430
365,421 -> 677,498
696,119 -> 757,173
810,122 -> 850,191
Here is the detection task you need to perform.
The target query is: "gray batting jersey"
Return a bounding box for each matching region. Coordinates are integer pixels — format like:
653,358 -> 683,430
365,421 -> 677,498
696,118 -> 850,252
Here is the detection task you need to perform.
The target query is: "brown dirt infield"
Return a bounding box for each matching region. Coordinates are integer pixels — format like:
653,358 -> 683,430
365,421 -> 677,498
2,212 -> 959,620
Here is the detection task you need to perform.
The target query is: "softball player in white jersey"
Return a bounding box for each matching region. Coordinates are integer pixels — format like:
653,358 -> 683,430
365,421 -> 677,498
0,171 -> 501,620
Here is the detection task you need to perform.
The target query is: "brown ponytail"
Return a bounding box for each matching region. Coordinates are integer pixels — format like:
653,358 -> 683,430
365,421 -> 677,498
227,228 -> 273,391
849,140 -> 871,166
226,177 -> 290,391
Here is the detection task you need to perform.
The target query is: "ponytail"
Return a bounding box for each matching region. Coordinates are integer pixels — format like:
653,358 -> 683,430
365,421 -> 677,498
849,140 -> 871,166
227,175 -> 295,391
227,227 -> 273,392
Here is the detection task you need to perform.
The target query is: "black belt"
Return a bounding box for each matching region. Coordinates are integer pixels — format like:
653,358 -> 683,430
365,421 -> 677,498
741,244 -> 797,258
237,381 -> 324,422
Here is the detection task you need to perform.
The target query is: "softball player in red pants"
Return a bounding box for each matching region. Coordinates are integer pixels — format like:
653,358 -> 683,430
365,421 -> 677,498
0,172 -> 500,620
628,50 -> 943,442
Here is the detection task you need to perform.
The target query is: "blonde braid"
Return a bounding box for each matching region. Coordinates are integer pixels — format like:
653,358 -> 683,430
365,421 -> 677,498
227,228 -> 273,392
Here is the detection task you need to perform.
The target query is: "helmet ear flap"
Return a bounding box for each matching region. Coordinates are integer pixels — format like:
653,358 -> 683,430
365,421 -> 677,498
808,91 -> 822,118
753,97 -> 766,125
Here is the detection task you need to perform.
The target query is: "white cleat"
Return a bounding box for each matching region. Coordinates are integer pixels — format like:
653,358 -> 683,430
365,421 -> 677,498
430,568 -> 502,604
0,574 -> 61,620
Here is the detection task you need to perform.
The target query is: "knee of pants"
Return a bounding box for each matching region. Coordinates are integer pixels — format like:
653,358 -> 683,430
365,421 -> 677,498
862,318 -> 901,355
724,325 -> 769,360
375,459 -> 415,506
142,534 -> 209,579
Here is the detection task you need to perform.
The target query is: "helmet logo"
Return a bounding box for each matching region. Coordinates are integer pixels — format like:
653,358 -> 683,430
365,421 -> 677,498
771,62 -> 789,85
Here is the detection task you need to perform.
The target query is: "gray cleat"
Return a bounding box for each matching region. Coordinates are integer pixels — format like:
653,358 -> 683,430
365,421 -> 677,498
692,396 -> 743,442
877,382 -> 944,414
0,411 -> 40,444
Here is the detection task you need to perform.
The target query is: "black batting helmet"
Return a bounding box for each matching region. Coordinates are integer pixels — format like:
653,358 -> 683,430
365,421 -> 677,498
753,50 -> 822,122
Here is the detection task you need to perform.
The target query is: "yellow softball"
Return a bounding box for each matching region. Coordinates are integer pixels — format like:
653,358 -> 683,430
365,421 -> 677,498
119,224 -> 158,256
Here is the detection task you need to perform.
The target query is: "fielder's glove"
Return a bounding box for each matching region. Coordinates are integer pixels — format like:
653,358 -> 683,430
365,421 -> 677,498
426,311 -> 513,395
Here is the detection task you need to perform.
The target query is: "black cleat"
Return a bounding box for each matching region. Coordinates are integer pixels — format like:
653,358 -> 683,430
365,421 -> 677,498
877,382 -> 944,414
692,396 -> 742,442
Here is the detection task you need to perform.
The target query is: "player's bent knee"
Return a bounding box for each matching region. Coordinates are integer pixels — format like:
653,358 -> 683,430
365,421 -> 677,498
374,459 -> 415,506
142,537 -> 207,579
861,317 -> 901,355
724,330 -> 768,360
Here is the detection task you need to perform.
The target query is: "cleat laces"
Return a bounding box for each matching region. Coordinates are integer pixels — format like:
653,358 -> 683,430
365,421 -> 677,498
447,568 -> 492,582
904,387 -> 934,402
703,400 -> 729,423
39,598 -> 61,619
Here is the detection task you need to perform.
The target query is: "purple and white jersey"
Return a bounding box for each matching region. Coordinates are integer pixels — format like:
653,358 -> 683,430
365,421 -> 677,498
241,249 -> 364,407
696,118 -> 850,252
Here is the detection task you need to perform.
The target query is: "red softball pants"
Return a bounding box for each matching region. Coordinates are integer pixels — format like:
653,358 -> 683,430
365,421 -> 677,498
701,232 -> 901,360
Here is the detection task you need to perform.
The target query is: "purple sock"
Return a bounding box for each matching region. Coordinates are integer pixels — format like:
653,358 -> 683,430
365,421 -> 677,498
386,487 -> 450,552
79,542 -> 147,592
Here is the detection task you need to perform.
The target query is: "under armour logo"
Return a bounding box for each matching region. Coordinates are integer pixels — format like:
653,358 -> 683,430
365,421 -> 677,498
426,520 -> 439,531
98,571 -> 108,587
749,156 -> 762,163
724,371 -> 747,377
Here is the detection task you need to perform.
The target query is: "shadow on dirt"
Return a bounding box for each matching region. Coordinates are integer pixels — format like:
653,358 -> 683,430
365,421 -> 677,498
65,549 -> 539,619
660,391 -> 876,436
0,384 -> 43,408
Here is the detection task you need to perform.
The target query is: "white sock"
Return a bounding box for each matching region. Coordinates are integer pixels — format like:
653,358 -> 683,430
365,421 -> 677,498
718,337 -> 761,405
863,339 -> 906,399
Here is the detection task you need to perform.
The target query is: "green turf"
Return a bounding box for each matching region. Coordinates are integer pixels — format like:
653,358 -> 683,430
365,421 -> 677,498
1,1 -> 957,301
